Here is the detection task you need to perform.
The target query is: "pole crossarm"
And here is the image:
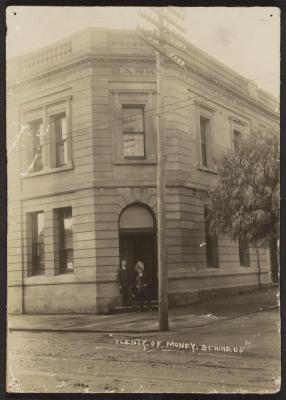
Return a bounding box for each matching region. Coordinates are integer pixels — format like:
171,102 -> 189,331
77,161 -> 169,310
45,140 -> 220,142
138,7 -> 188,71
137,27 -> 187,70
150,7 -> 186,33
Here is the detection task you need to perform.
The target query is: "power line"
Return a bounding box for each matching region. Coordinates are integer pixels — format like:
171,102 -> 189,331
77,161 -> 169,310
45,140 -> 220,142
8,76 -> 279,155
17,76 -> 279,177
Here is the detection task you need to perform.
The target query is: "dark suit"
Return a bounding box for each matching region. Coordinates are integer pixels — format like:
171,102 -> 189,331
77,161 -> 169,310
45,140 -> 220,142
118,267 -> 130,305
135,271 -> 151,309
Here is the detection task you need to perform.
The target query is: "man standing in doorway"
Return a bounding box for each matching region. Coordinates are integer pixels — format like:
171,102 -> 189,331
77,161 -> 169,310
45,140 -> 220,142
134,261 -> 151,310
118,259 -> 131,306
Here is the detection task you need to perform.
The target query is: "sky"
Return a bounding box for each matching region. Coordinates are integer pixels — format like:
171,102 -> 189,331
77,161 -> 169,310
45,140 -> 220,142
6,6 -> 280,97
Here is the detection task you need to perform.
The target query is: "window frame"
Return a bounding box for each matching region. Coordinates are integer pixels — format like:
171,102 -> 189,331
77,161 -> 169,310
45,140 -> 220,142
200,115 -> 210,167
122,104 -> 146,160
110,90 -> 157,163
50,111 -> 69,167
31,211 -> 45,276
28,118 -> 45,172
229,117 -> 248,153
196,102 -> 216,172
58,207 -> 74,274
204,208 -> 219,268
238,238 -> 250,267
47,100 -> 72,169
233,128 -> 242,153
21,96 -> 73,176
22,108 -> 45,174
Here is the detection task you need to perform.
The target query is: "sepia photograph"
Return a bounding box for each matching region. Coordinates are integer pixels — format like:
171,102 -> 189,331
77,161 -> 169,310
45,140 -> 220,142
6,5 -> 281,394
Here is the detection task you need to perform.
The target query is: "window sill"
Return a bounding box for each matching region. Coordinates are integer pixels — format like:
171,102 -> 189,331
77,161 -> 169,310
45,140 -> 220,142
59,270 -> 74,274
114,160 -> 157,165
197,164 -> 218,175
22,161 -> 73,178
24,273 -> 75,285
30,272 -> 45,277
169,266 -> 268,279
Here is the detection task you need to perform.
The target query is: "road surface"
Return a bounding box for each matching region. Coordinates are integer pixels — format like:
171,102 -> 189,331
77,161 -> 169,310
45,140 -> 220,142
7,308 -> 280,393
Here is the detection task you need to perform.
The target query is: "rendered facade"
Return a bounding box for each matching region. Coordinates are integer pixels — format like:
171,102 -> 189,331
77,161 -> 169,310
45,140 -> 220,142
7,28 -> 279,314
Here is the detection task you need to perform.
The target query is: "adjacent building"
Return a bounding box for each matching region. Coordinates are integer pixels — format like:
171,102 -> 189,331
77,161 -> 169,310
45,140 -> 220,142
7,28 -> 279,314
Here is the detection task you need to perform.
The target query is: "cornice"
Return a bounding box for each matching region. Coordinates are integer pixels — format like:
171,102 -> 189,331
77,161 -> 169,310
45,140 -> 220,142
8,54 -> 156,90
9,45 -> 278,119
167,64 -> 279,121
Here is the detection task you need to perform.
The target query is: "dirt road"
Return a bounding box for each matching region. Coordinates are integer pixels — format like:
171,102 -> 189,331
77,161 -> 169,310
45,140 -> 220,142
7,308 -> 280,393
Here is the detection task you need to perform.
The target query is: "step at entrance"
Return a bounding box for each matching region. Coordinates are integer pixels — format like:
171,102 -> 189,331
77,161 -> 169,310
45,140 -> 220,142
114,300 -> 158,313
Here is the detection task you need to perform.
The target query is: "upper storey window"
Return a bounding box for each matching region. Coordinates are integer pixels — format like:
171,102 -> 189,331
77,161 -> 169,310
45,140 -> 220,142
27,118 -> 44,172
233,129 -> 241,153
230,118 -> 248,153
51,112 -> 68,167
111,90 -> 156,163
122,106 -> 146,159
22,97 -> 72,176
200,116 -> 210,167
196,103 -> 216,171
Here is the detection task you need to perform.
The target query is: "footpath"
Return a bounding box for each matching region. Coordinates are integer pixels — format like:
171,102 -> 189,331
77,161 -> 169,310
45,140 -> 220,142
9,287 -> 279,334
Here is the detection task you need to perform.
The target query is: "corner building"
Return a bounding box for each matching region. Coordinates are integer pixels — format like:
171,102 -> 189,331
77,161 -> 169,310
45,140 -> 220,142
7,28 -> 279,314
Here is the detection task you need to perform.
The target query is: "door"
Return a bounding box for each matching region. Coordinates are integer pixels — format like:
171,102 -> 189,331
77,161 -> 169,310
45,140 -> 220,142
119,233 -> 157,299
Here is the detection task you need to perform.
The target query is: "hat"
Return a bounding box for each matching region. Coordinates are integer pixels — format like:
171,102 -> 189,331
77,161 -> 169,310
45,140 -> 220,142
135,261 -> 144,272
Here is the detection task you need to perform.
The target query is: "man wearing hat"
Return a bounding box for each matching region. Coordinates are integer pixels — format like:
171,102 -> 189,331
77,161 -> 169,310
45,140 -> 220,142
134,260 -> 151,310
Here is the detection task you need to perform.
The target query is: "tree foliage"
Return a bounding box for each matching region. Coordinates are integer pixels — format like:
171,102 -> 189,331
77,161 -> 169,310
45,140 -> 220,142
207,129 -> 279,245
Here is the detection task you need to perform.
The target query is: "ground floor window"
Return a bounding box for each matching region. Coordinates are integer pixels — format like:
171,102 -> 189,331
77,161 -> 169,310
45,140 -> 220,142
58,207 -> 74,273
239,238 -> 250,267
205,208 -> 219,268
31,211 -> 45,275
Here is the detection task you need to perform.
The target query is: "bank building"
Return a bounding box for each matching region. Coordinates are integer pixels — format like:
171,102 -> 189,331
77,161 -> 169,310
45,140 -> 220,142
7,27 -> 279,314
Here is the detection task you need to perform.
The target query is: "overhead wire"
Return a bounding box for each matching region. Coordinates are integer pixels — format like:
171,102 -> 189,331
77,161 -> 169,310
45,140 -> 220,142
17,76 -> 279,177
10,75 -> 279,154
7,20 -> 280,154
8,17 -> 280,152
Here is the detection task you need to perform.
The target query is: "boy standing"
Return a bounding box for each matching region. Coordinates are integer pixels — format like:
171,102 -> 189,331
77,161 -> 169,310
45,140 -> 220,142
118,259 -> 130,306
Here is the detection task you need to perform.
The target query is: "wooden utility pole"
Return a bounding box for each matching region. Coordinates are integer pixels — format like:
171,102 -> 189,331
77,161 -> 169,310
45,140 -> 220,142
138,7 -> 187,331
156,10 -> 169,331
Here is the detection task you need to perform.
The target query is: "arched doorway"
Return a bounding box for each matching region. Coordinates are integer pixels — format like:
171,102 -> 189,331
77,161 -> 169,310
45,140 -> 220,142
119,204 -> 158,300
